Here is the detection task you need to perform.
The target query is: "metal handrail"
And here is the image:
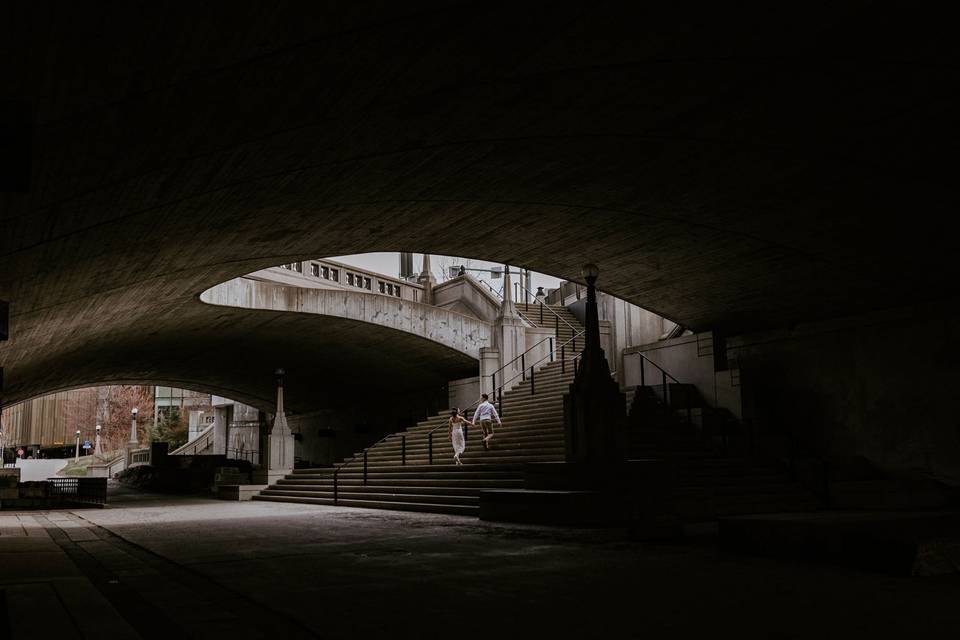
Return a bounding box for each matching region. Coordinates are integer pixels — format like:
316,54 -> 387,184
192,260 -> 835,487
481,282 -> 538,328
486,328 -> 586,421
486,285 -> 581,390
622,351 -> 693,426
513,280 -> 579,335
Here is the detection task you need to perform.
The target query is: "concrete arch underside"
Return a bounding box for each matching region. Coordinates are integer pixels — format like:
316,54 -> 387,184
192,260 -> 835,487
2,4 -> 959,409
202,277 -> 490,360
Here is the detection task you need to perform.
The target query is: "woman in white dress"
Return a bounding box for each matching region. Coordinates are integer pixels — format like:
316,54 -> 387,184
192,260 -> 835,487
448,408 -> 472,465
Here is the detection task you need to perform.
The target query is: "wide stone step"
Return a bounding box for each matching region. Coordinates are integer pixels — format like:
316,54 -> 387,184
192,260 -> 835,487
409,409 -> 565,429
370,441 -> 564,457
278,477 -> 524,488
370,435 -> 565,450
406,418 -> 565,434
261,489 -> 480,506
253,494 -> 478,516
350,455 -> 565,469
367,444 -> 565,459
272,484 -> 484,496
307,468 -> 526,479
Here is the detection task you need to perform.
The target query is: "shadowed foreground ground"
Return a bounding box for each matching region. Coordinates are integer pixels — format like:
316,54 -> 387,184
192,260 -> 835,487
2,489 -> 960,639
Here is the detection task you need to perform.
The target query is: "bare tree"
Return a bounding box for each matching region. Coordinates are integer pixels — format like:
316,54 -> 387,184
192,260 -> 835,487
98,385 -> 155,453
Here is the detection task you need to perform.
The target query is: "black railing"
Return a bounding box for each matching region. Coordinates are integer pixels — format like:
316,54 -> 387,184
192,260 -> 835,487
228,448 -> 258,464
47,477 -> 107,506
623,351 -> 698,429
514,281 -> 579,336
490,329 -> 585,416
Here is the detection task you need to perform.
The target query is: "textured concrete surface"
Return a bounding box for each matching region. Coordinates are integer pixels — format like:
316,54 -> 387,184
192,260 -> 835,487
5,493 -> 956,639
203,277 -> 491,359
2,4 -> 959,408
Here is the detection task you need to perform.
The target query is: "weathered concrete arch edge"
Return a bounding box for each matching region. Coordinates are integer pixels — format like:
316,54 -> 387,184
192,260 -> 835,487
200,277 -> 491,359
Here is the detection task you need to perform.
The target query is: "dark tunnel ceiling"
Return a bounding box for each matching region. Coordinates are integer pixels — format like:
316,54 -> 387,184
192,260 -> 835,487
1,2 -> 958,408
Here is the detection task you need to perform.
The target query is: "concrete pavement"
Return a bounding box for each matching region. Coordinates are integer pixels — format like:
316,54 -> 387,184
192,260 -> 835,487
3,492 -> 960,638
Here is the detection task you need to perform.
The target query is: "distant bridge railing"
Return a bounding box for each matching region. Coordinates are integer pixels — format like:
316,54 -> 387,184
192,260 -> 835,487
127,447 -> 151,468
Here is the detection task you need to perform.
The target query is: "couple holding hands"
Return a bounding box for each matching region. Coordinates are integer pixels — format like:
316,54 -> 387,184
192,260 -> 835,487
447,393 -> 501,465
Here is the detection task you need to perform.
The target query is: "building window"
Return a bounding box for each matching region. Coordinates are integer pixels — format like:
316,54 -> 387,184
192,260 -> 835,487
395,287 -> 401,297
387,283 -> 394,295
356,276 -> 364,289
331,269 -> 339,282
379,281 -> 385,293
364,277 -> 371,290
294,262 -> 302,273
281,264 -> 290,270
347,273 -> 354,286
322,266 -> 330,279
311,263 -> 320,277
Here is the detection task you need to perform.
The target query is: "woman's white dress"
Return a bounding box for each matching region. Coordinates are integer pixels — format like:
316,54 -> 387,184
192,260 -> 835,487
451,421 -> 466,458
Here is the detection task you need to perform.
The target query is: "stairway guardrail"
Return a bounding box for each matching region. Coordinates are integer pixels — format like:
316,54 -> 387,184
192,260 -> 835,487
514,281 -> 579,335
478,279 -> 537,328
487,283 -> 582,399
622,351 -> 700,431
492,328 -> 586,416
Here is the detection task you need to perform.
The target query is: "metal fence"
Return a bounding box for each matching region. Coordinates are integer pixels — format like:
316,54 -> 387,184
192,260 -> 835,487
47,477 -> 108,506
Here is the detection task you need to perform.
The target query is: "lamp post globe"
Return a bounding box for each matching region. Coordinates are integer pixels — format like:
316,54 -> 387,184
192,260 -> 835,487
580,263 -> 600,282
129,407 -> 139,447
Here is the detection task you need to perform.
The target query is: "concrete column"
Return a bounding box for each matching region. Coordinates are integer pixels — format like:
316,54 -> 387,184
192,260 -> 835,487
418,254 -> 437,305
128,408 -> 139,447
255,369 -> 295,485
479,347 -> 501,397
494,265 -> 526,392
94,425 -> 102,456
213,406 -> 228,455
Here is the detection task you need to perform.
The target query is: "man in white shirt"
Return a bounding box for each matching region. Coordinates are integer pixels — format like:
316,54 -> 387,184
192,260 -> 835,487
472,393 -> 501,449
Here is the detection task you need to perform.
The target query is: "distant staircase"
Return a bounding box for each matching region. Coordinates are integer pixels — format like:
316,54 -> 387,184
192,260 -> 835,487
256,300 -> 819,522
254,303 -> 584,515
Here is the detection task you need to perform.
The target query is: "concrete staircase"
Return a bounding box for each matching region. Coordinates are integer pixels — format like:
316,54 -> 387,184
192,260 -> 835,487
254,304 -> 583,515
515,302 -> 582,347
627,387 -> 820,521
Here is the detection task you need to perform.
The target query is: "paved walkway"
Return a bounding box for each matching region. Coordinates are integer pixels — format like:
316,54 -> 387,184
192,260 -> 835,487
3,492 -> 960,638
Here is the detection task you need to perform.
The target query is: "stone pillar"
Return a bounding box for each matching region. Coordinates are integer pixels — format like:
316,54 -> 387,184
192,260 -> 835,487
418,254 -> 437,305
563,264 -> 627,465
128,408 -> 139,447
94,425 -> 103,456
255,369 -> 295,485
479,347 -> 501,397
213,406 -> 228,455
494,265 -> 526,392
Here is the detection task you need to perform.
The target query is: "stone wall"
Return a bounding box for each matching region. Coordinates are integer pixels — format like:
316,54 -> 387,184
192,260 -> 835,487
432,275 -> 502,323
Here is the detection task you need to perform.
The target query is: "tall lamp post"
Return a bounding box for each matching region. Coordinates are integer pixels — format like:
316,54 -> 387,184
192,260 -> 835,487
74,429 -> 81,462
94,424 -> 102,456
562,263 -> 627,466
129,408 -> 139,448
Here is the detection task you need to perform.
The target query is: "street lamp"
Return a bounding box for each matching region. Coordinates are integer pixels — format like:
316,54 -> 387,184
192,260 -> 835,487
580,263 -> 600,283
74,429 -> 81,462
95,424 -> 102,456
129,408 -> 139,447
